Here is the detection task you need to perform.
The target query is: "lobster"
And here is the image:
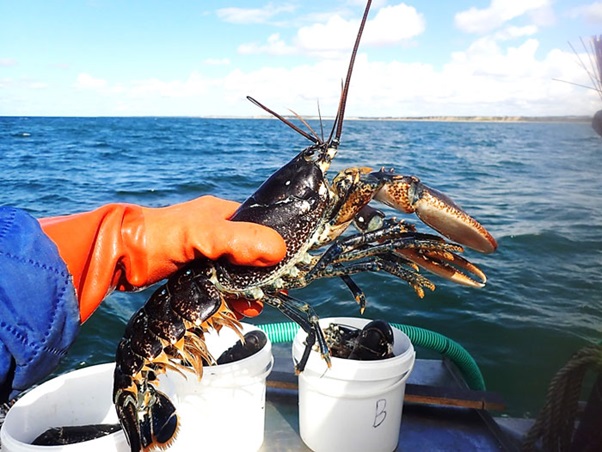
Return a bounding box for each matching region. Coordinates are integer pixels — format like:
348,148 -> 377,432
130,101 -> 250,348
112,1 -> 498,450
323,319 -> 396,361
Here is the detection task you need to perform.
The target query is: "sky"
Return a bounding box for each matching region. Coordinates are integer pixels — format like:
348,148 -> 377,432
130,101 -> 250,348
1,0 -> 602,118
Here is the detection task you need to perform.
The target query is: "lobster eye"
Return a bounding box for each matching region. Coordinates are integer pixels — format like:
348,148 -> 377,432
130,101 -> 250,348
303,147 -> 316,159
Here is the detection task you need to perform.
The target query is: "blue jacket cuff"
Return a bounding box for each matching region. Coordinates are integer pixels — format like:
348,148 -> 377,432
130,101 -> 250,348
0,206 -> 80,402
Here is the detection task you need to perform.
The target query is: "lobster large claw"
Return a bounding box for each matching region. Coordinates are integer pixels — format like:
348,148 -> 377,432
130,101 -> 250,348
397,248 -> 487,288
373,172 -> 497,254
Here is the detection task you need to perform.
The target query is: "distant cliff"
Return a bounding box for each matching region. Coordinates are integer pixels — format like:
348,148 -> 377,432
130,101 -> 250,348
352,115 -> 591,123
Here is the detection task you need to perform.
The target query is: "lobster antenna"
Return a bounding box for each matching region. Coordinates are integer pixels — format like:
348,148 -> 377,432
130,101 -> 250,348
327,0 -> 372,147
247,95 -> 319,144
581,36 -> 602,92
571,39 -> 601,95
551,78 -> 601,92
246,0 -> 372,148
317,100 -> 325,143
556,37 -> 602,101
288,107 -> 322,143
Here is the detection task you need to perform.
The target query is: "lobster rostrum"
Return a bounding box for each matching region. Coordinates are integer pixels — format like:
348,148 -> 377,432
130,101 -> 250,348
113,1 -> 497,450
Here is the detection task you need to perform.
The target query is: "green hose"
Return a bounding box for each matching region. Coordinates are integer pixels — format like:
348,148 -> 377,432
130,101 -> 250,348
256,321 -> 486,391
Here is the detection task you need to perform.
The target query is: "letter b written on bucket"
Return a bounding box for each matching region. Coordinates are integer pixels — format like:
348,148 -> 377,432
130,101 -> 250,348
373,398 -> 387,428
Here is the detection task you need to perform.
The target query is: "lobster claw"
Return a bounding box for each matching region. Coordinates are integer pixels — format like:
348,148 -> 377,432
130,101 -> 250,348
374,173 -> 497,254
397,248 -> 487,287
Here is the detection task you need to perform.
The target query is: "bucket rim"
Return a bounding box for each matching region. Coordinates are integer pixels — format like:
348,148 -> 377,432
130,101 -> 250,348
292,317 -> 416,381
200,322 -> 273,375
1,363 -> 125,451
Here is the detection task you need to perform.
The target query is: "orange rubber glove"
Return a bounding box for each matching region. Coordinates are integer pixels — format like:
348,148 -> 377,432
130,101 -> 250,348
39,196 -> 286,322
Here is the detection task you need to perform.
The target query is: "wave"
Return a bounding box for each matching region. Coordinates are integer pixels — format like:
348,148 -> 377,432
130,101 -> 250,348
2,116 -> 600,418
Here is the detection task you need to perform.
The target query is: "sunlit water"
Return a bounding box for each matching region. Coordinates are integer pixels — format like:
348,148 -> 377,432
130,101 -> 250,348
2,116 -> 600,417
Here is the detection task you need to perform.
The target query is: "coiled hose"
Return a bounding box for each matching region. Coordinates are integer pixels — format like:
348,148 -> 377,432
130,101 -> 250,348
256,321 -> 486,391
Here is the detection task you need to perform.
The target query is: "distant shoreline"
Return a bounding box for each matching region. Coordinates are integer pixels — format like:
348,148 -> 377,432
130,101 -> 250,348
352,115 -> 592,123
184,115 -> 594,123
2,115 -> 593,123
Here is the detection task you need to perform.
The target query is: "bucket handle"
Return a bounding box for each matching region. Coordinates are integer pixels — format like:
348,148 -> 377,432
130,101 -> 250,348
303,357 -> 416,400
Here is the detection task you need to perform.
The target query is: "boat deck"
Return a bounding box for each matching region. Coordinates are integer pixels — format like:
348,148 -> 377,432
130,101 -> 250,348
0,342 -> 527,452
262,342 -> 518,451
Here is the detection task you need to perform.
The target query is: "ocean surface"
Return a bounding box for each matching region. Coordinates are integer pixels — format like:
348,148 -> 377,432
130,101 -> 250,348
1,116 -> 601,418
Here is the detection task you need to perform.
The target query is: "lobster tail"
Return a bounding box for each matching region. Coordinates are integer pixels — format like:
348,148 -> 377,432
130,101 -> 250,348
113,262 -> 243,451
114,386 -> 142,451
115,383 -> 179,452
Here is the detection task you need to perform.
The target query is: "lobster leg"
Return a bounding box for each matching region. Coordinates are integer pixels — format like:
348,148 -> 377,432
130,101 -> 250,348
331,238 -> 486,287
298,217 -> 488,316
395,248 -> 487,287
339,274 -> 368,313
263,292 -> 331,372
307,219 -> 477,284
311,256 -> 436,299
348,207 -> 488,286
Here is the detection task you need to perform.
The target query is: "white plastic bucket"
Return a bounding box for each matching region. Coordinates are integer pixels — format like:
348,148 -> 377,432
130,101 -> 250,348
0,363 -> 128,452
292,317 -> 416,452
159,322 -> 273,452
1,322 -> 273,452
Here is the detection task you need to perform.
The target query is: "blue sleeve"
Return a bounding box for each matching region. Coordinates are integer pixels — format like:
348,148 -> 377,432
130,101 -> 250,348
0,206 -> 81,402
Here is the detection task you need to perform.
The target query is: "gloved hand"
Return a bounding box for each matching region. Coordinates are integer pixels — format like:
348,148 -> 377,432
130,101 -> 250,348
39,196 -> 286,322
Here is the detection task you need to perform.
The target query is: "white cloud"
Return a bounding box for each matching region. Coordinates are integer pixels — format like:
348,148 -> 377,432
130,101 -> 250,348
72,72 -> 214,102
13,1 -> 594,119
295,14 -> 362,54
127,72 -> 213,99
449,37 -> 542,78
455,0 -> 551,34
219,37 -> 596,118
0,58 -> 17,67
295,3 -> 424,51
29,81 -> 48,90
216,3 -> 296,24
17,79 -> 49,90
0,77 -> 48,91
63,32 -> 596,118
238,33 -> 295,55
203,58 -> 231,66
366,3 -> 426,45
222,58 -> 352,112
494,25 -> 539,40
570,1 -> 602,23
239,2 -> 425,57
75,73 -> 108,90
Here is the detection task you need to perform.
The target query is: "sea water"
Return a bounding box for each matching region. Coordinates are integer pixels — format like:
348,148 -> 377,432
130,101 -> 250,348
1,116 -> 600,417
